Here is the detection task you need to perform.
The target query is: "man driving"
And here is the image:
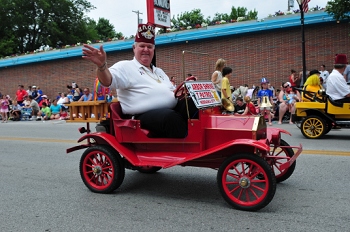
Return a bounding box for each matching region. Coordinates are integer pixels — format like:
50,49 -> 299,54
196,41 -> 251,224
82,23 -> 197,138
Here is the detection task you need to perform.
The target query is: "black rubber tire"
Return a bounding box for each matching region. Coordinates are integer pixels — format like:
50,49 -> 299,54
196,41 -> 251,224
324,121 -> 332,135
269,139 -> 296,183
217,153 -> 276,211
80,145 -> 125,193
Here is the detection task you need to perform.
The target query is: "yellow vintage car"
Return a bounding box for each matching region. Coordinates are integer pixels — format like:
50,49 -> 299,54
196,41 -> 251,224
293,89 -> 350,139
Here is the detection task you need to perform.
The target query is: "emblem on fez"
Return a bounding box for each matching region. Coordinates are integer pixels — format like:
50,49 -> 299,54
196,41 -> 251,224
141,30 -> 154,40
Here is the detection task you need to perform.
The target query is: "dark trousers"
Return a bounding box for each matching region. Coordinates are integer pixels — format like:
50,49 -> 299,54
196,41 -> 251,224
136,98 -> 198,138
336,97 -> 350,103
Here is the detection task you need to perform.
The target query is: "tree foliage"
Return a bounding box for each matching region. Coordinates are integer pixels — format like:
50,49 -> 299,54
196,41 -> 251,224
325,0 -> 350,20
95,18 -> 117,41
170,6 -> 258,29
171,9 -> 209,28
0,0 -> 122,57
213,6 -> 257,21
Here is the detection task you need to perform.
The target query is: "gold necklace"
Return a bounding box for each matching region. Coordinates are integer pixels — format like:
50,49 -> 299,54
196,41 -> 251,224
142,68 -> 161,83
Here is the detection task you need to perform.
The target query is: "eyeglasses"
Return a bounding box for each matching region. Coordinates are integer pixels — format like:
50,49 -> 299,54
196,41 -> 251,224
283,85 -> 290,88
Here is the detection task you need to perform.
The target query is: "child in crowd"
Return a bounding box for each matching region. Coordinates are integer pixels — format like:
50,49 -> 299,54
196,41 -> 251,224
0,95 -> 9,123
10,100 -> 22,121
36,102 -> 51,121
242,96 -> 258,115
257,78 -> 274,126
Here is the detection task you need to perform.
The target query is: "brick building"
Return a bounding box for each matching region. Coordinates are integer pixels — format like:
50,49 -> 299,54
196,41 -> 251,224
0,11 -> 349,100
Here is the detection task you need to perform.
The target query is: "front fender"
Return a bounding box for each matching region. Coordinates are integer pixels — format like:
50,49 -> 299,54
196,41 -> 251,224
304,109 -> 334,123
266,127 -> 291,145
166,138 -> 270,168
66,132 -> 140,166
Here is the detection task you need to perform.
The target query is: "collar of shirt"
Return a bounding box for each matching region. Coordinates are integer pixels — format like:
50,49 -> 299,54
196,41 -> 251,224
132,57 -> 158,74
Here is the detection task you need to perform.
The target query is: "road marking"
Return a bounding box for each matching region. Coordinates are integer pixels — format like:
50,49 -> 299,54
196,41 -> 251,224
0,137 -> 77,144
298,150 -> 350,156
1,137 -> 349,156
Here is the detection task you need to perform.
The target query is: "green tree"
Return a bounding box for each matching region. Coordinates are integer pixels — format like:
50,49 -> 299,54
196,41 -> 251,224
95,18 -> 118,40
212,6 -> 257,22
212,13 -> 230,22
325,0 -> 350,20
229,6 -> 258,21
171,9 -> 207,28
0,0 -> 16,55
0,0 -> 96,56
170,7 -> 258,28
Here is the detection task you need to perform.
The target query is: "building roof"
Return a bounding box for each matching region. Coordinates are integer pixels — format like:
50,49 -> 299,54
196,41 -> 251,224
0,11 -> 335,68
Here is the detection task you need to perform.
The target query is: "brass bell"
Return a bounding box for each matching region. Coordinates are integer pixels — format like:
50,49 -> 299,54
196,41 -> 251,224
260,96 -> 272,108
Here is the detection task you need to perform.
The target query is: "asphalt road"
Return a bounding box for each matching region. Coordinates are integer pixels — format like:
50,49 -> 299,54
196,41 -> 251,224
0,121 -> 349,232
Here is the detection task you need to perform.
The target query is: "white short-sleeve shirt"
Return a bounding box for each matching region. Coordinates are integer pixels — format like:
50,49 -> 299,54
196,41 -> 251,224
326,69 -> 350,100
108,58 -> 177,114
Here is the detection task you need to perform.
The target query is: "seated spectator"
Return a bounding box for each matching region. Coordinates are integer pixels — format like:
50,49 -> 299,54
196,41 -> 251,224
36,102 -> 51,121
56,92 -> 61,101
67,91 -> 73,103
302,70 -> 324,102
233,97 -> 246,115
241,96 -> 258,115
22,95 -> 30,107
78,88 -> 93,101
23,95 -> 40,120
10,100 -> 22,121
57,93 -> 70,111
41,95 -> 50,107
49,99 -> 62,120
72,84 -> 82,101
278,82 -> 301,124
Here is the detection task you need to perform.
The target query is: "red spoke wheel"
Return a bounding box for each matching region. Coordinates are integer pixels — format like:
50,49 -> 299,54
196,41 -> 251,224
80,145 -> 125,193
268,139 -> 296,183
217,153 -> 276,211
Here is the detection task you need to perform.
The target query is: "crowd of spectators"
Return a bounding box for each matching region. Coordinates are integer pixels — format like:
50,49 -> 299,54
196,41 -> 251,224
0,82 -> 115,122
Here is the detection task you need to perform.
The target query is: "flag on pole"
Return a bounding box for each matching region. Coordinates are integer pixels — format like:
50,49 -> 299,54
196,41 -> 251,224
302,0 -> 311,13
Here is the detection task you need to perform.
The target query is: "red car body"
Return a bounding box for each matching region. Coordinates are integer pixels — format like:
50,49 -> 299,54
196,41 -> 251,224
67,101 -> 302,211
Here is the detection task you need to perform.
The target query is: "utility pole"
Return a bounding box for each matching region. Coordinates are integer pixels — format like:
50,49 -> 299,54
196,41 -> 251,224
132,10 -> 143,27
288,0 -> 294,11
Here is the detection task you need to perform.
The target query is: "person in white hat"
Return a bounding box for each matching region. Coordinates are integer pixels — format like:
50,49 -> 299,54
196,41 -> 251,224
82,23 -> 197,138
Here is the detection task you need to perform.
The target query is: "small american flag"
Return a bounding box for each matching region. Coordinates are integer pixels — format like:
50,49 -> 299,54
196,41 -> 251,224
302,0 -> 311,12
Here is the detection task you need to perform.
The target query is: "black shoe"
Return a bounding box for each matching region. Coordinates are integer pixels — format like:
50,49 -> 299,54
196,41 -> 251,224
36,118 -> 41,121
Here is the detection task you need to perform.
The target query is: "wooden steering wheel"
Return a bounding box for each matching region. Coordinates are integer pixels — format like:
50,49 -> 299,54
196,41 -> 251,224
174,76 -> 197,100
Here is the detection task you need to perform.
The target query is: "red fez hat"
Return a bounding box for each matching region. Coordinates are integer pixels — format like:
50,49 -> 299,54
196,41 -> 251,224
135,24 -> 155,44
334,54 -> 348,65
